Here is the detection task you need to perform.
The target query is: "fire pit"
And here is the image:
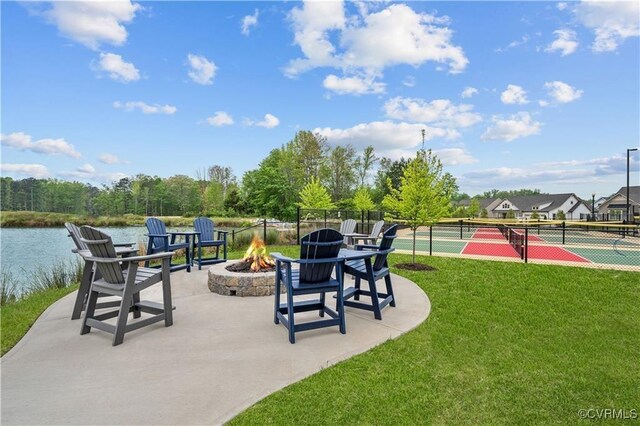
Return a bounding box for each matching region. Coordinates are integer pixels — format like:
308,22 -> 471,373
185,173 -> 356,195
207,235 -> 284,297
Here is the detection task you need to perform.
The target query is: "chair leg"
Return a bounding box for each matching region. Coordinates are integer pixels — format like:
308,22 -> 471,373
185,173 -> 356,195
354,276 -> 361,300
337,265 -> 346,334
72,261 -> 94,320
132,292 -> 141,318
274,277 -> 281,325
162,259 -> 173,327
366,269 -> 382,320
80,287 -> 99,335
385,274 -> 396,307
319,293 -> 325,317
287,289 -> 295,344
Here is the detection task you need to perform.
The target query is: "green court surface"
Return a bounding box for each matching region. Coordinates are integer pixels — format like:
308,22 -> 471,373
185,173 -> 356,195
562,246 -> 640,267
533,231 -> 640,247
394,237 -> 466,254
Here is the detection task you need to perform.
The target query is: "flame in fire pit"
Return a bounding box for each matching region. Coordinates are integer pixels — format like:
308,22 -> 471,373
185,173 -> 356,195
243,235 -> 275,272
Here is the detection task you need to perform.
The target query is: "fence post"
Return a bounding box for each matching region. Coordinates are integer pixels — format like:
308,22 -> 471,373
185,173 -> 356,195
367,210 -> 371,234
459,220 -> 463,239
324,210 -> 327,228
562,221 -> 566,245
232,229 -> 235,246
296,207 -> 300,244
429,225 -> 433,256
263,218 -> 267,243
524,227 -> 528,263
361,210 -> 365,234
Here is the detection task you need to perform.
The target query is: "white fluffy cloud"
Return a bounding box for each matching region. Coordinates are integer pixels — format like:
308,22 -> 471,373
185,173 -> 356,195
187,54 -> 217,85
314,121 -> 459,154
545,29 -> 579,56
285,2 -> 467,80
246,113 -> 280,129
323,74 -> 386,95
574,1 -> 640,52
206,111 -> 235,127
544,81 -> 583,104
95,53 -> 140,82
383,97 -> 482,128
99,153 -> 125,164
500,84 -> 528,105
461,87 -> 478,98
31,1 -> 140,50
113,101 -> 177,114
1,132 -> 81,158
481,112 -> 541,142
433,148 -> 478,166
241,9 -> 259,35
0,163 -> 51,178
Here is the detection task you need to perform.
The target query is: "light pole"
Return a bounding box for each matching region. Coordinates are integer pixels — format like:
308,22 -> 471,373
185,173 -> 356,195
421,129 -> 426,151
627,147 -> 638,223
591,192 -> 596,221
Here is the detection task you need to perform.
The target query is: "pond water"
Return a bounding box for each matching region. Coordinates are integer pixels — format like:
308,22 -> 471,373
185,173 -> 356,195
0,226 -> 183,294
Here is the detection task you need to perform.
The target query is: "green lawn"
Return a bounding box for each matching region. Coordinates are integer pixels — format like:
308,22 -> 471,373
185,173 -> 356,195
230,254 -> 639,425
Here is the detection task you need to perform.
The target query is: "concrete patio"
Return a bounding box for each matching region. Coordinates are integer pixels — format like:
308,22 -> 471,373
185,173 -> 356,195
1,269 -> 430,425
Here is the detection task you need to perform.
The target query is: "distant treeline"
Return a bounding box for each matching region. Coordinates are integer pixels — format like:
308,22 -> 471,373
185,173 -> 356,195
0,130 -> 542,221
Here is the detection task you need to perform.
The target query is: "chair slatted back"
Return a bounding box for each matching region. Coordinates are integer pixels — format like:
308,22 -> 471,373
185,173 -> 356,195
372,225 -> 398,271
299,229 -> 343,284
145,217 -> 167,251
80,226 -> 125,284
339,219 -> 356,234
194,217 -> 215,241
65,222 -> 87,251
369,220 -> 384,239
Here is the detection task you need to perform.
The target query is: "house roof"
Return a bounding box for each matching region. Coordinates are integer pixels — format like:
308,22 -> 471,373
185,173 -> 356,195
500,193 -> 579,212
457,198 -> 497,209
613,186 -> 640,204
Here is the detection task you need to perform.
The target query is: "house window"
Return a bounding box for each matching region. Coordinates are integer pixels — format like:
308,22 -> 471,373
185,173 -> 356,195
502,203 -> 509,209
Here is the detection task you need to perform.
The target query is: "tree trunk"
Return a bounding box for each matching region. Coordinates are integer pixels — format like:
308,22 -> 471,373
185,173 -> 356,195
412,227 -> 416,264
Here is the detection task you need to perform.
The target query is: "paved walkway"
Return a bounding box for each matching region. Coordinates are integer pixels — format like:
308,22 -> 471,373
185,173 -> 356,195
1,269 -> 430,425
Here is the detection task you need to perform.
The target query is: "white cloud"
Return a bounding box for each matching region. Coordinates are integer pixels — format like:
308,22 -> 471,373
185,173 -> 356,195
323,74 -> 386,95
0,163 -> 50,178
434,148 -> 478,166
246,113 -> 280,129
1,132 -> 81,158
545,29 -> 579,56
113,101 -> 177,114
32,1 -> 140,50
313,121 -> 459,154
574,1 -> 640,52
557,2 -> 568,11
99,153 -> 126,164
461,87 -> 478,98
60,168 -> 129,183
383,97 -> 482,128
76,163 -> 96,174
285,2 -> 467,77
402,76 -> 416,87
544,81 -> 583,104
495,35 -> 530,52
95,52 -> 140,82
481,112 -> 542,142
187,54 -> 217,85
241,9 -> 259,36
206,111 -> 234,127
500,84 -> 528,105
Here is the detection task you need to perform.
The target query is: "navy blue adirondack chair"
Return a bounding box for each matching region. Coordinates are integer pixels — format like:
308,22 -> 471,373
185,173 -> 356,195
343,224 -> 397,320
272,229 -> 346,344
193,217 -> 228,270
145,217 -> 191,272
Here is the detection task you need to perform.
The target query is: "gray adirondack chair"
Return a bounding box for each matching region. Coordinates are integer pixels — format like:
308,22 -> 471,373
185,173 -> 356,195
193,217 -> 228,270
352,220 -> 385,245
272,228 -> 346,344
79,226 -> 174,346
339,219 -> 357,246
343,224 -> 397,320
145,217 -> 192,272
65,222 -> 136,320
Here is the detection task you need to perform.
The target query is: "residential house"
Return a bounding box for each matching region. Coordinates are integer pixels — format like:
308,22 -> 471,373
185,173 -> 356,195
461,193 -> 591,220
597,186 -> 640,221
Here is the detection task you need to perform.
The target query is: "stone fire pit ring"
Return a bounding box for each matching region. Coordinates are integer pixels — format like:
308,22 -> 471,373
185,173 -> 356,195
208,261 -> 284,297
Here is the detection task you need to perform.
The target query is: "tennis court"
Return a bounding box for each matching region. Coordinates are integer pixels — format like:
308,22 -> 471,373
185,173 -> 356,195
394,223 -> 640,271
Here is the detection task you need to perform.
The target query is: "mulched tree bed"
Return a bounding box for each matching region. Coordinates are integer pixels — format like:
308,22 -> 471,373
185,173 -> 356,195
395,263 -> 438,271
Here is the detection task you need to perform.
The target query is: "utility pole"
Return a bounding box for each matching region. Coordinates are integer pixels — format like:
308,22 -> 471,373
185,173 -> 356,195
627,147 -> 638,222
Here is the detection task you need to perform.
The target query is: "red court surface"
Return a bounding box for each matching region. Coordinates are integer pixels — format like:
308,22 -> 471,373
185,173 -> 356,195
462,242 -> 521,258
527,245 -> 590,263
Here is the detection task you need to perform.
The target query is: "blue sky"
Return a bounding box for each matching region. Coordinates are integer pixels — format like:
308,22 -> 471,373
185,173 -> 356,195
1,0 -> 639,200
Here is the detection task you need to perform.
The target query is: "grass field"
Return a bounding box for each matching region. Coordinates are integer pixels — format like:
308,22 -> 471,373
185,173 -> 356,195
230,253 -> 639,424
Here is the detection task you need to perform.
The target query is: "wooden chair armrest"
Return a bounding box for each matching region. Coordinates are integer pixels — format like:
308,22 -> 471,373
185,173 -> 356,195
271,252 -> 294,263
146,233 -> 169,239
354,244 -> 379,251
84,252 -> 175,263
113,242 -> 135,247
